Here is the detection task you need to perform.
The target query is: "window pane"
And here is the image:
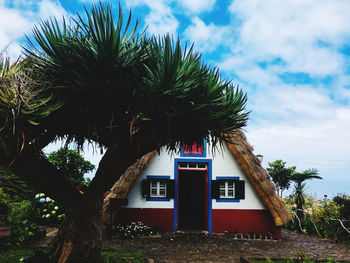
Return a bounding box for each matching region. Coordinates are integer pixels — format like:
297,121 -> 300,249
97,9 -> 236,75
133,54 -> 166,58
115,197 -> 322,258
151,188 -> 157,197
220,190 -> 225,198
150,181 -> 157,188
228,182 -> 234,189
159,182 -> 166,188
159,188 -> 166,197
219,182 -> 225,189
228,190 -> 234,197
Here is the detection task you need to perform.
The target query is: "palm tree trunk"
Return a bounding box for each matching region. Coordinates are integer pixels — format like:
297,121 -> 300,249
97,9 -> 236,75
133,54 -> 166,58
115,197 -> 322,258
297,202 -> 304,219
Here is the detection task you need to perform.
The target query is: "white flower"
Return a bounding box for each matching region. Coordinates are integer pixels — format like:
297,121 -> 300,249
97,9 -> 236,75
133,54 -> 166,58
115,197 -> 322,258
35,194 -> 40,199
46,197 -> 52,202
45,214 -> 51,218
54,206 -> 59,210
39,193 -> 45,197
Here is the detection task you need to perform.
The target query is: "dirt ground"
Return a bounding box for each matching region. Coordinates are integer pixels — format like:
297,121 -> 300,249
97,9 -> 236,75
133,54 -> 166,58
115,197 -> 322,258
34,228 -> 350,263
103,229 -> 350,263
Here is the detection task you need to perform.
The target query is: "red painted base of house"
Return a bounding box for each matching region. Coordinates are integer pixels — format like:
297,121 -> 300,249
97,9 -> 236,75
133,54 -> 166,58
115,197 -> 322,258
212,209 -> 280,238
116,208 -> 281,239
116,208 -> 174,232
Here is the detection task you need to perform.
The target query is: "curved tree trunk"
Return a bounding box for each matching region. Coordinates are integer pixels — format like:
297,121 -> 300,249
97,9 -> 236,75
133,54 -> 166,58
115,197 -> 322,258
51,196 -> 104,263
102,151 -> 156,225
297,202 -> 304,219
5,138 -> 157,262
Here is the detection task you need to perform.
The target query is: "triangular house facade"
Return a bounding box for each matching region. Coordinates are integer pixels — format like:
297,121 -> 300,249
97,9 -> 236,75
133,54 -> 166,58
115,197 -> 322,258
107,130 -> 291,239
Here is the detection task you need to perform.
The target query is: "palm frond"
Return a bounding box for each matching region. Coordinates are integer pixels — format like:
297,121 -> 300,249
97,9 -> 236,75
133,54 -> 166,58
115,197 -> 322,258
291,168 -> 322,184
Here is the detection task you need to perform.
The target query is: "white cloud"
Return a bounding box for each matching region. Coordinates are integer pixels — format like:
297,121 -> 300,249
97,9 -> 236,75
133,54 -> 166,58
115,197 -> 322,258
177,0 -> 216,14
125,0 -> 178,35
184,17 -> 229,52
246,105 -> 350,179
0,3 -> 32,59
37,0 -> 69,21
227,0 -> 350,77
206,2 -> 350,197
0,0 -> 70,59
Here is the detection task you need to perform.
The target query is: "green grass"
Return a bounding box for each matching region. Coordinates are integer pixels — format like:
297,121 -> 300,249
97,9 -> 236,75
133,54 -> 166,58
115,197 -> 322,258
0,248 -> 143,263
0,248 -> 36,263
102,250 -> 143,263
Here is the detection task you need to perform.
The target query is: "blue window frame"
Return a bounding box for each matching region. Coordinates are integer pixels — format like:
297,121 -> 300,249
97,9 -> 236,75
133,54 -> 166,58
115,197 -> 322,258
144,176 -> 171,201
215,176 -> 240,203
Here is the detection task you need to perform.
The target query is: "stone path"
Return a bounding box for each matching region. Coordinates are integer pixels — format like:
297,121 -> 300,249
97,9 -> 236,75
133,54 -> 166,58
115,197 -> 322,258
102,229 -> 350,263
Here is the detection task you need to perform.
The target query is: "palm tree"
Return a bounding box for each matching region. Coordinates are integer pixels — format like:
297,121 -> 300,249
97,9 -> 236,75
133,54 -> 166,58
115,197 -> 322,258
0,3 -> 249,263
291,169 -> 322,218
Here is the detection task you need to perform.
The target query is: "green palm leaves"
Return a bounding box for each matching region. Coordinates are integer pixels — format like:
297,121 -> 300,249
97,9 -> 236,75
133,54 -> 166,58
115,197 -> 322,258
26,3 -> 144,93
140,36 -> 248,148
291,169 -> 322,185
11,2 -> 247,151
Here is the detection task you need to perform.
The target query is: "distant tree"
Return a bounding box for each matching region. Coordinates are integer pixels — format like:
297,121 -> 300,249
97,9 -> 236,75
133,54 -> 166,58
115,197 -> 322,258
291,168 -> 322,218
46,148 -> 95,185
266,160 -> 295,197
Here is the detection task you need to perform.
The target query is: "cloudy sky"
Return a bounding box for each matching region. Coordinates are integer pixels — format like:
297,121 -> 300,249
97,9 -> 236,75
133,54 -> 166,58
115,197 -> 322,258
1,0 -> 349,198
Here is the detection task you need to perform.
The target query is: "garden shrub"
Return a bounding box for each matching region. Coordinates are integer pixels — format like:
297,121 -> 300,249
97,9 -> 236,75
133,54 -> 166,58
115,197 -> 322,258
333,196 -> 350,220
0,189 -> 10,225
1,200 -> 39,248
284,196 -> 350,243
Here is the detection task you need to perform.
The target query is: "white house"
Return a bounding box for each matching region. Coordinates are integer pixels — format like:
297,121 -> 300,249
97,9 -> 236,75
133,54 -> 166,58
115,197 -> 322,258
106,130 -> 291,239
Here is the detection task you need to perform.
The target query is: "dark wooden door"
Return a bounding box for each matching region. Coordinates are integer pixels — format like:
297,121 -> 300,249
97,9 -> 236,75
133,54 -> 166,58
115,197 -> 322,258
178,170 -> 206,230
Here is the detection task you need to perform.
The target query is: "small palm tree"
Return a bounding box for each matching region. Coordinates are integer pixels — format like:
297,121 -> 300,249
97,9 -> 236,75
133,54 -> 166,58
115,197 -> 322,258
291,168 -> 322,218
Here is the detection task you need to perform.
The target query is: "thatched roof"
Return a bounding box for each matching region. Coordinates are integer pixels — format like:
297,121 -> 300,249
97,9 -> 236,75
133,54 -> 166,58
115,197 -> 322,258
102,151 -> 157,224
103,129 -> 291,226
226,129 -> 292,226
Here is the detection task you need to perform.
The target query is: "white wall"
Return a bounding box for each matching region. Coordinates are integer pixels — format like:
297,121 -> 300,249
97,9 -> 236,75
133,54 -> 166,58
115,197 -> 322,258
209,144 -> 266,209
126,142 -> 266,210
126,148 -> 176,209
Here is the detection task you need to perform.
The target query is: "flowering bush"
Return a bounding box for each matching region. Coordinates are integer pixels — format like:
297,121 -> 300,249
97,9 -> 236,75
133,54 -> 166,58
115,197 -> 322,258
112,222 -> 155,239
34,193 -> 65,224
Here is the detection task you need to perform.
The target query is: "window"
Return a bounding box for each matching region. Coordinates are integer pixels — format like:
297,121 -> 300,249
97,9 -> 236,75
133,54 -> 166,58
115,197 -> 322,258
211,177 -> 245,202
142,176 -> 175,201
150,181 -> 167,198
219,181 -> 235,198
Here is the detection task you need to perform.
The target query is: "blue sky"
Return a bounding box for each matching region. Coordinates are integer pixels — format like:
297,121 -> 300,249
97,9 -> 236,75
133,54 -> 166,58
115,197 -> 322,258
1,0 -> 350,198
